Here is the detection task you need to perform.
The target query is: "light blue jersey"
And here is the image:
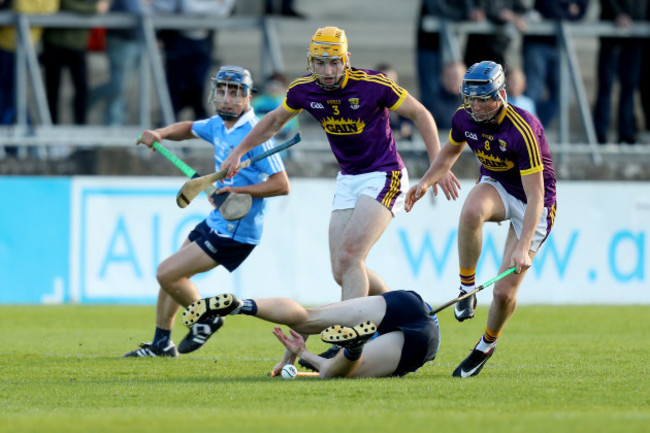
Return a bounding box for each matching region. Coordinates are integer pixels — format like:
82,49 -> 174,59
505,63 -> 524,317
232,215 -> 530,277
191,109 -> 285,245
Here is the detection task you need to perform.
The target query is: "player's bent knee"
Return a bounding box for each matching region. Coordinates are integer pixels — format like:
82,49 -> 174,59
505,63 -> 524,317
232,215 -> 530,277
156,266 -> 182,290
337,249 -> 364,272
459,208 -> 485,228
156,268 -> 171,287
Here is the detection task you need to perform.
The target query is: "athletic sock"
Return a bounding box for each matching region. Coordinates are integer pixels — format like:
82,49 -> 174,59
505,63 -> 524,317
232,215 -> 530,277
475,327 -> 500,353
459,268 -> 476,293
152,327 -> 171,347
235,299 -> 257,316
341,332 -> 369,361
343,346 -> 363,361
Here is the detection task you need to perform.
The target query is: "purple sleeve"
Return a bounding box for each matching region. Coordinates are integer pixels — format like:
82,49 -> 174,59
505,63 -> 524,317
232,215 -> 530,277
369,70 -> 407,110
449,110 -> 467,145
283,77 -> 309,112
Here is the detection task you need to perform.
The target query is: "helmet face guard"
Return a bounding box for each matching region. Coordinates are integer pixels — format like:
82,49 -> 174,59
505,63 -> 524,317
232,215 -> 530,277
306,26 -> 350,90
208,66 -> 254,120
461,61 -> 507,124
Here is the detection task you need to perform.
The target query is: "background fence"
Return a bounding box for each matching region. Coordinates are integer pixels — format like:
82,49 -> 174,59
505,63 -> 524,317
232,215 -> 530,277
1,3 -> 649,181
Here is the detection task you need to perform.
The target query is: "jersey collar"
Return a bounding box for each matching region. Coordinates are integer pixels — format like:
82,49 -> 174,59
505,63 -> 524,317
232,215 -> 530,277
225,108 -> 255,132
495,104 -> 508,125
339,68 -> 350,89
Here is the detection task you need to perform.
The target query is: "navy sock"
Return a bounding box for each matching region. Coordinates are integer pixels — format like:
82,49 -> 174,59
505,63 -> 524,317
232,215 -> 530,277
239,299 -> 258,316
153,327 -> 171,346
343,347 -> 363,361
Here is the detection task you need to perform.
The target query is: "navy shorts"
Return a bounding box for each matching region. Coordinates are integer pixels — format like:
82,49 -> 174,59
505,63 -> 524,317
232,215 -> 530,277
377,290 -> 441,376
188,220 -> 255,272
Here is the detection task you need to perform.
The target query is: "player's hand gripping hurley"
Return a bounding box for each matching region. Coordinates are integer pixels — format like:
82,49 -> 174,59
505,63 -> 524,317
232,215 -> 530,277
175,132 -> 302,208
137,135 -> 217,195
429,266 -> 516,315
137,136 -> 251,220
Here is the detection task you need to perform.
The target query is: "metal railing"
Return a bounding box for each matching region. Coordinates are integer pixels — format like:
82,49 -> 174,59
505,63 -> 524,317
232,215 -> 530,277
0,13 -> 649,165
423,17 -> 650,164
0,11 -> 283,158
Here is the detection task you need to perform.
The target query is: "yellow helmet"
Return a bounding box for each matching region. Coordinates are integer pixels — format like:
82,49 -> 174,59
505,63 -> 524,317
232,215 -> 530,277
308,26 -> 349,62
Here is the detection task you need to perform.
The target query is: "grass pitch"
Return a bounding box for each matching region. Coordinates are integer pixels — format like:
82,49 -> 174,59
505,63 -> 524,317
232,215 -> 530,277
1,304 -> 649,433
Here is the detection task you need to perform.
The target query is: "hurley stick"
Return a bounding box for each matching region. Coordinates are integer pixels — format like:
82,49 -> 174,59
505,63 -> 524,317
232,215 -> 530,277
176,132 -> 302,208
429,266 -> 517,315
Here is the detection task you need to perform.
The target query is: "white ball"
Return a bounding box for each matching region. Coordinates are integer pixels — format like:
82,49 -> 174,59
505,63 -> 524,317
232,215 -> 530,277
281,364 -> 298,380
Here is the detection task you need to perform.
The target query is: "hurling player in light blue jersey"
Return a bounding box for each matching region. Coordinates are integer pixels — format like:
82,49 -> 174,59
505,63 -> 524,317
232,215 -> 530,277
127,66 -> 289,358
220,27 -> 460,307
406,61 -> 557,378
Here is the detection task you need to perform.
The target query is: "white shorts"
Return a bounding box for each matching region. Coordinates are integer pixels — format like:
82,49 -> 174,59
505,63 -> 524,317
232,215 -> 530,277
479,176 -> 550,252
332,169 -> 410,216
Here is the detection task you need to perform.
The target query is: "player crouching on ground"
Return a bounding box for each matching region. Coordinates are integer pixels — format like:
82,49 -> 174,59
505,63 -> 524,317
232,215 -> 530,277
182,290 -> 440,378
126,66 -> 289,358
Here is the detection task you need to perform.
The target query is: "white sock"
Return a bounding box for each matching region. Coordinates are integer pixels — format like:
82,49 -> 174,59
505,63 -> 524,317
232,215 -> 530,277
460,284 -> 475,294
475,336 -> 497,353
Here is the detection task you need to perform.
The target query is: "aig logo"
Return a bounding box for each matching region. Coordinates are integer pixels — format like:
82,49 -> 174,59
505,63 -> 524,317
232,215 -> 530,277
310,102 -> 325,109
465,131 -> 478,140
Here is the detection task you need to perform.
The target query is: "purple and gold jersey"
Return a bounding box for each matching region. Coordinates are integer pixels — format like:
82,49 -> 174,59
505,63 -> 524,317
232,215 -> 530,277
283,68 -> 408,175
450,104 -> 557,207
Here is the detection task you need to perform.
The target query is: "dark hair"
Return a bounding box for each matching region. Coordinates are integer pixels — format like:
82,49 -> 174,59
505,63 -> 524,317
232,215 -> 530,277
374,63 -> 394,73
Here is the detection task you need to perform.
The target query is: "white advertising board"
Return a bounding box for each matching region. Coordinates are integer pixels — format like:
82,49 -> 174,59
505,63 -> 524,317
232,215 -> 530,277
69,177 -> 650,305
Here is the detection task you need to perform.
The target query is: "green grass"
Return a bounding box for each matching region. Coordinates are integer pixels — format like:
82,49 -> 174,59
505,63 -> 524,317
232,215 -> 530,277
1,304 -> 649,433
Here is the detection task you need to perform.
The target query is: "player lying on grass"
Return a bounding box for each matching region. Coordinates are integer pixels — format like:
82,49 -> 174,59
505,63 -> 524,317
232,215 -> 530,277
183,289 -> 440,378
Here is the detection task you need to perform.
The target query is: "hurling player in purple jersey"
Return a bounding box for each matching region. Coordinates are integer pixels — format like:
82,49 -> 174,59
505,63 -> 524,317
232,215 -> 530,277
220,26 -> 459,306
405,61 -> 557,378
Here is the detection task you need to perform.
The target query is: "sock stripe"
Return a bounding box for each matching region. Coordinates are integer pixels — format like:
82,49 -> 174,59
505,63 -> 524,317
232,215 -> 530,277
483,326 -> 500,343
460,267 -> 476,286
153,327 -> 172,346
240,299 -> 258,316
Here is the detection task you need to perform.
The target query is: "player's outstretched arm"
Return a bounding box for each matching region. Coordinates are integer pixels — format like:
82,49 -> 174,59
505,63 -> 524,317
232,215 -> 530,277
395,95 -> 441,159
221,106 -> 297,178
396,95 -> 461,200
216,171 -> 290,199
270,328 -> 311,375
510,171 -> 545,273
436,169 -> 462,201
405,142 -> 463,211
136,121 -> 195,148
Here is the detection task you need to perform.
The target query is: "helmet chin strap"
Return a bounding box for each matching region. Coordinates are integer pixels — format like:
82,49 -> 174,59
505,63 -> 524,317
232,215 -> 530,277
217,104 -> 249,121
312,68 -> 348,91
217,110 -> 240,121
473,105 -> 503,124
314,73 -> 344,90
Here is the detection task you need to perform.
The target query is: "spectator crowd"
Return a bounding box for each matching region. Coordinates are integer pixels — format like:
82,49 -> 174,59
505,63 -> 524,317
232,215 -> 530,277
0,0 -> 649,161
